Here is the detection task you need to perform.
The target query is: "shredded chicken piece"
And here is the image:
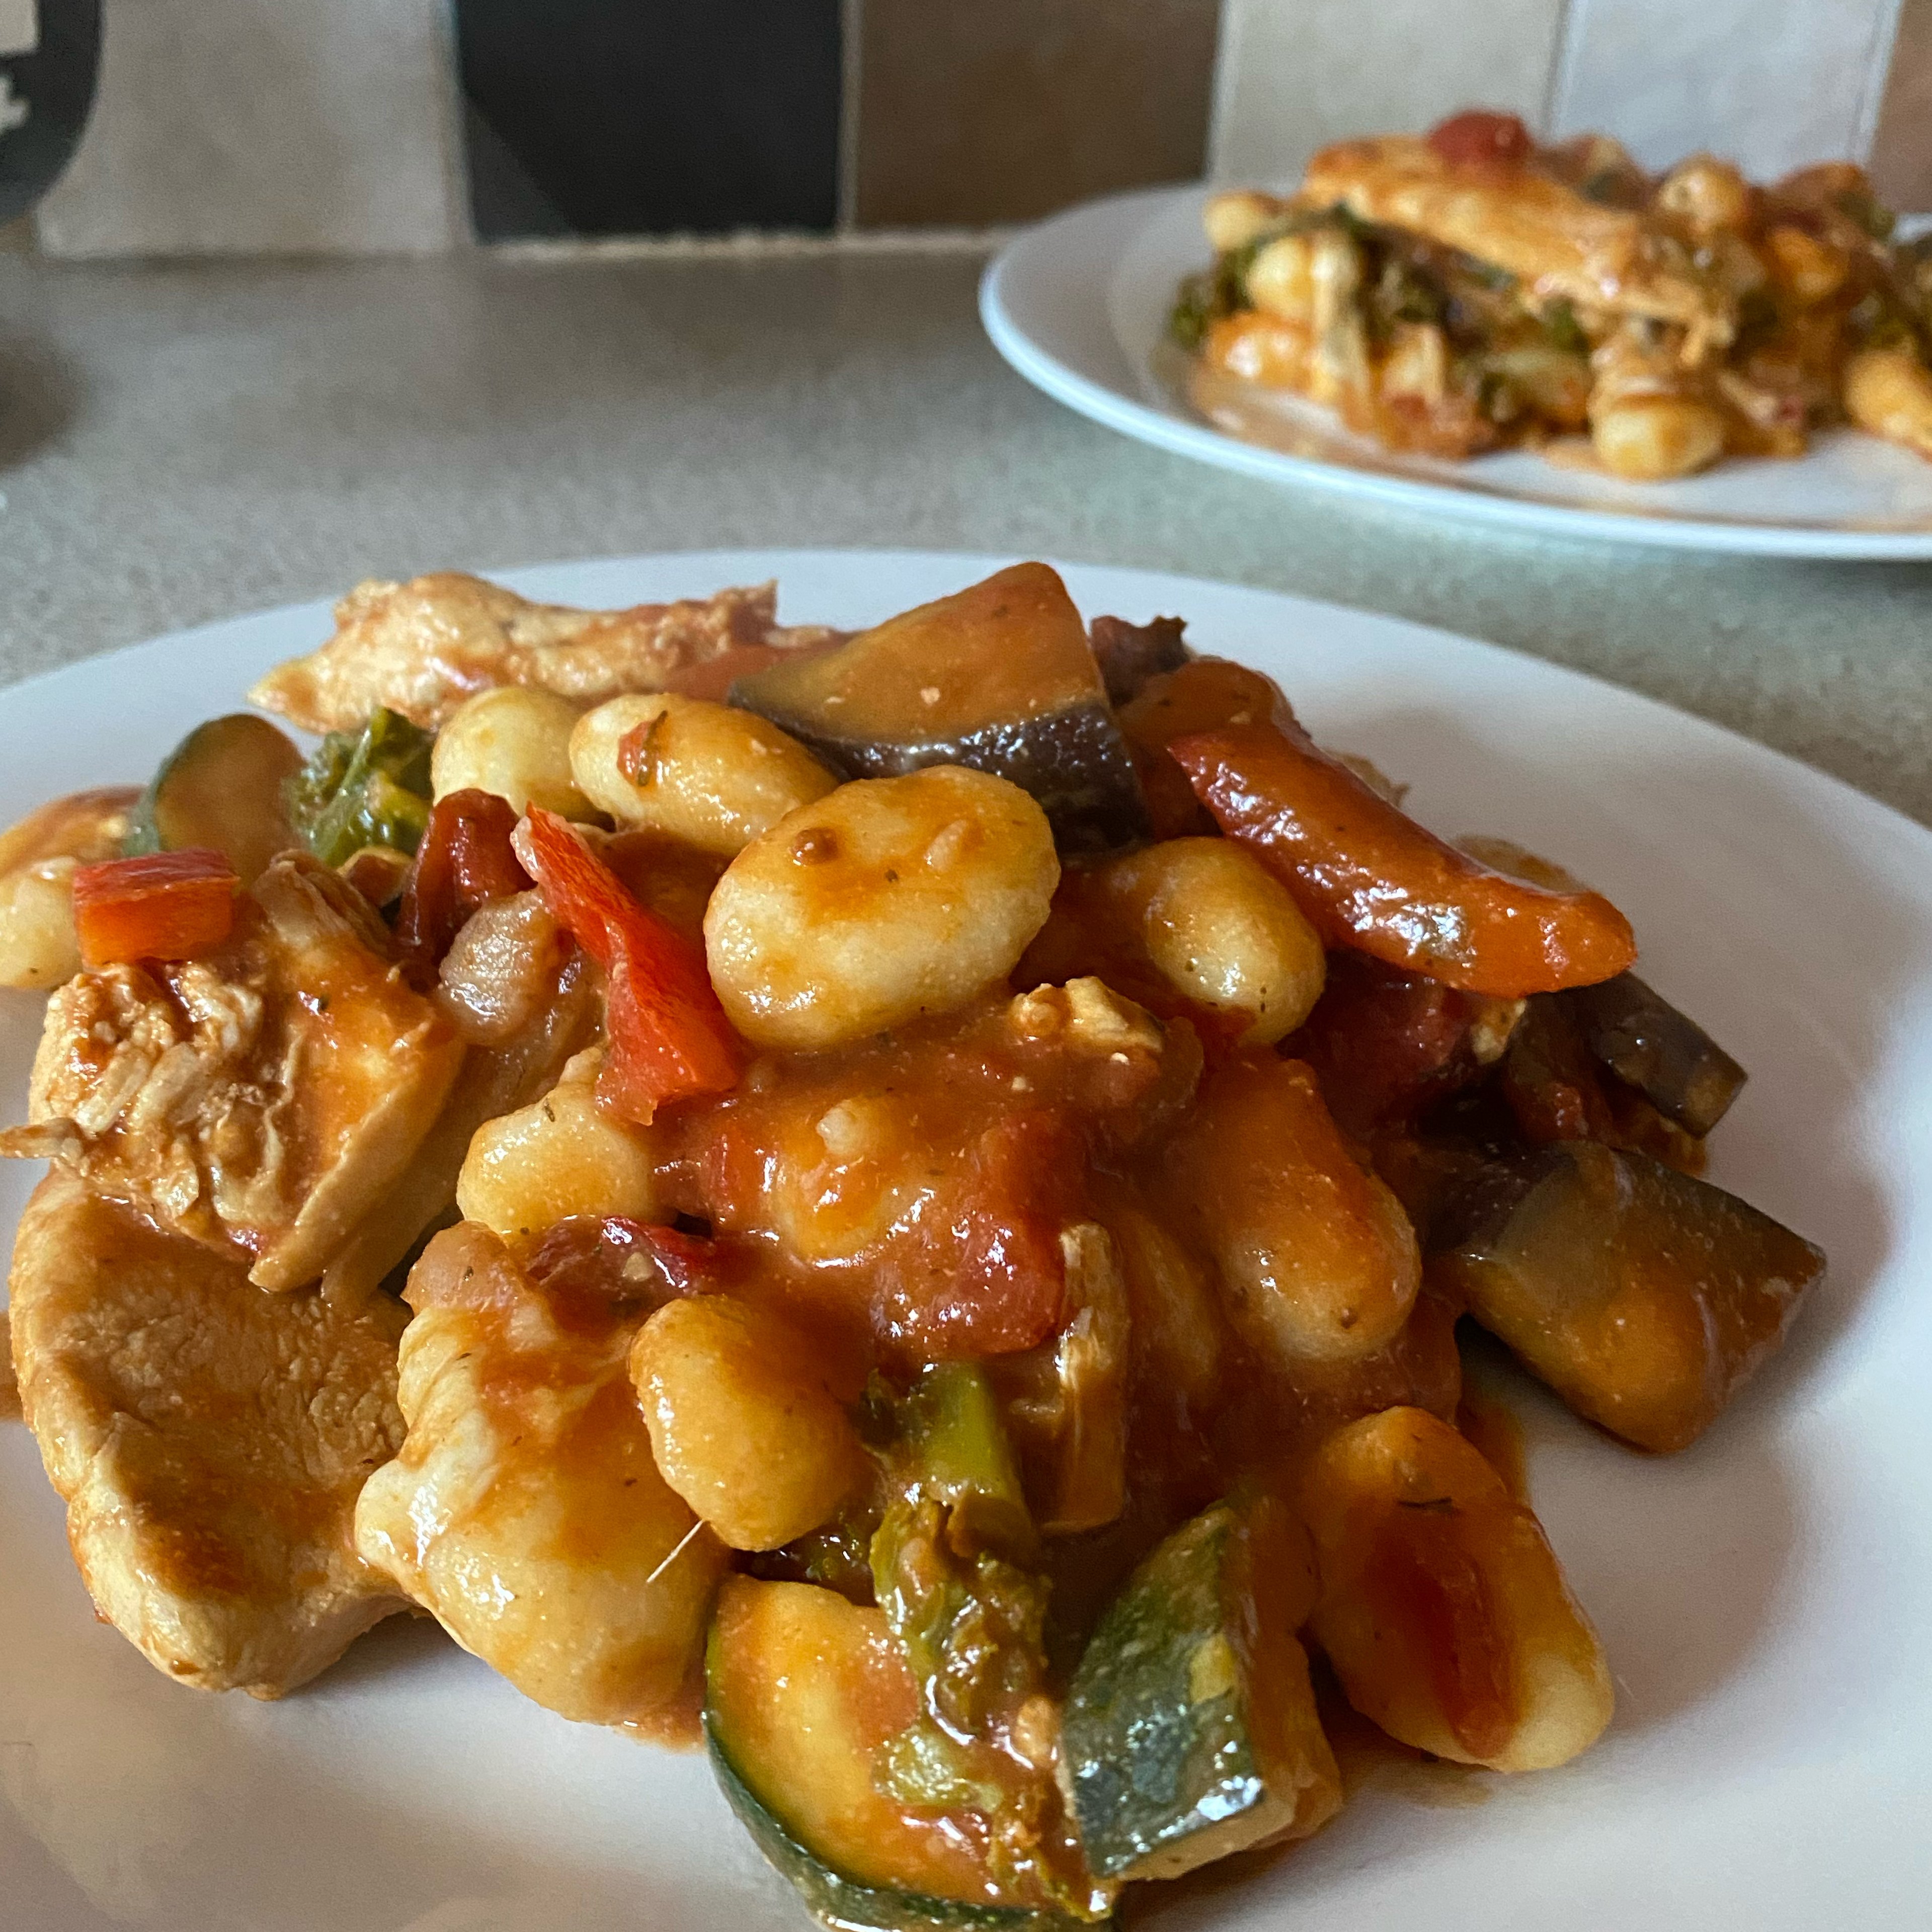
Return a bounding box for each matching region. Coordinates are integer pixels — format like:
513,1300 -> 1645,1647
354,1221 -> 725,1730
8,1172 -> 409,1695
1009,975 -> 1165,1055
0,853 -> 463,1290
249,572 -> 843,735
1302,136 -> 1734,354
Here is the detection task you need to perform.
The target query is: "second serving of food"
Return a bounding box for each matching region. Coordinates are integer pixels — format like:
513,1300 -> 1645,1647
1174,108 -> 1932,480
0,562 -> 1823,1928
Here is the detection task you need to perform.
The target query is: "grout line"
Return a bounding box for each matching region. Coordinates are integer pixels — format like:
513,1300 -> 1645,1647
487,225 -> 1012,264
837,0 -> 865,232
1542,0 -> 1586,141
430,0 -> 478,250
1850,0 -> 1908,160
1202,0 -> 1244,184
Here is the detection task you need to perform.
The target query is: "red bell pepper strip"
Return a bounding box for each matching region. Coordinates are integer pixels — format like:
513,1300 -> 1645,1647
521,806 -> 741,1118
70,848 -> 238,968
1170,718 -> 1637,999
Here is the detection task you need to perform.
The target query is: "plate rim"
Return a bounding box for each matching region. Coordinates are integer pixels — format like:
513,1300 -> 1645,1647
980,185 -> 1932,561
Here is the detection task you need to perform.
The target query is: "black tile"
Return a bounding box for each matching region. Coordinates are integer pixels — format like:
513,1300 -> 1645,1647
455,0 -> 842,240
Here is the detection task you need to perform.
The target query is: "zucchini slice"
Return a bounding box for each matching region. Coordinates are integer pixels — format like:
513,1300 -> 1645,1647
705,1577 -> 1098,1932
730,564 -> 1150,856
123,713 -> 303,882
1061,1497 -> 1340,1883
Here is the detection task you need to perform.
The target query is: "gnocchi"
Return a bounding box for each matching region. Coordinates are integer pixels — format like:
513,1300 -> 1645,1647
354,1222 -> 725,1728
0,558 -> 1825,1927
1180,116 -> 1932,473
1589,394 -> 1727,481
0,787 -> 139,989
1301,1406 -> 1614,1772
456,1048 -> 659,1238
1163,1053 -> 1421,1362
631,1295 -> 862,1551
570,693 -> 837,857
1090,837 -> 1326,1043
1845,345 -> 1932,460
431,685 -> 591,818
704,765 -> 1059,1050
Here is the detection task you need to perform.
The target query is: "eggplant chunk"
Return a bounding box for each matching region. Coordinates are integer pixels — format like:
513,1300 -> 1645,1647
731,564 -> 1150,855
1556,972 -> 1746,1138
1063,1496 -> 1340,1882
1431,1142 -> 1824,1453
1302,1407 -> 1614,1773
1088,613 -> 1189,707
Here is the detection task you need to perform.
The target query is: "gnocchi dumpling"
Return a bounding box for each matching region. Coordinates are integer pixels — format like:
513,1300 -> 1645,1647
631,1295 -> 862,1551
456,1048 -> 659,1239
354,1222 -> 723,1729
1163,1053 -> 1420,1362
1090,837 -> 1326,1043
570,693 -> 837,857
704,765 -> 1059,1051
431,686 -> 592,818
1301,1406 -> 1614,1772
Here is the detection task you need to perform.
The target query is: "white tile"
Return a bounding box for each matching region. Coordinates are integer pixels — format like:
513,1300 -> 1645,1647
1551,0 -> 1900,178
0,0 -> 37,58
1210,0 -> 1569,184
37,0 -> 464,256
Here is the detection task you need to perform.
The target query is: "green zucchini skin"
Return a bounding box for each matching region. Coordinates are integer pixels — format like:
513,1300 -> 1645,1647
704,1578 -> 1103,1932
706,1720 -> 1092,1932
123,713 -> 303,881
1061,1501 -> 1336,1884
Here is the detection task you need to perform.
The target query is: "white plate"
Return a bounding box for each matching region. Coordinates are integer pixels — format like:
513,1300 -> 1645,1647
3,550 -> 1930,1931
981,187 -> 1932,558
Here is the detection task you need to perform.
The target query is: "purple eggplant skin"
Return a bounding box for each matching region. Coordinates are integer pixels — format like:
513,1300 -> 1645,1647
1555,973 -> 1746,1139
1089,615 -> 1191,708
1430,1142 -> 1824,1454
731,564 -> 1151,858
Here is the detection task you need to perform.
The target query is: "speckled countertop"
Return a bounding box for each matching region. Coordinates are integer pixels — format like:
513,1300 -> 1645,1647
0,247 -> 1926,824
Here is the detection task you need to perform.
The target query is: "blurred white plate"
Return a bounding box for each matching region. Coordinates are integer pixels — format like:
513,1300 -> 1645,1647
3,551 -> 1929,1931
981,187 -> 1932,558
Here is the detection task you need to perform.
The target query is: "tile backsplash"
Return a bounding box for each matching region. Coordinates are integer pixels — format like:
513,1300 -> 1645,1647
27,0 -> 1932,256
458,0 -> 841,240
36,0 -> 463,256
1210,0 -> 1569,185
852,0 -> 1220,229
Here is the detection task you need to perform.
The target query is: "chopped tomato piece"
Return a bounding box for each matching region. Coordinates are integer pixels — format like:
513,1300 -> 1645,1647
523,1214 -> 731,1324
1364,1508 -> 1516,1764
1170,719 -> 1637,998
522,806 -> 741,1118
395,787 -> 531,977
1427,110 -> 1533,169
70,847 -> 238,968
1289,952 -> 1487,1137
